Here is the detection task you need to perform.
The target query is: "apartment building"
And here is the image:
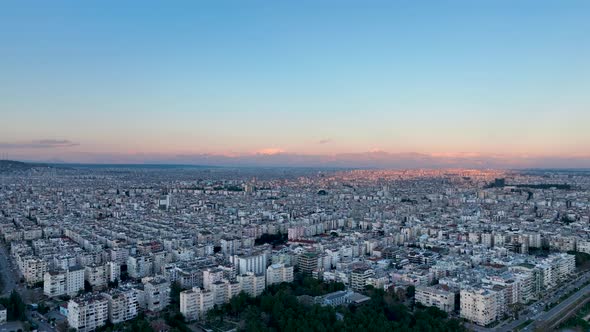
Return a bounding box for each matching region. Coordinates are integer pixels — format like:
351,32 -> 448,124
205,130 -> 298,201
298,252 -> 319,275
43,266 -> 84,297
231,252 -> 267,276
237,272 -> 265,297
85,264 -> 108,290
180,287 -> 215,322
415,285 -> 456,313
266,263 -> 294,286
104,289 -> 138,324
127,255 -> 154,279
139,277 -> 170,312
350,267 -> 374,291
460,288 -> 504,326
20,256 -> 48,286
67,294 -> 109,332
0,304 -> 6,325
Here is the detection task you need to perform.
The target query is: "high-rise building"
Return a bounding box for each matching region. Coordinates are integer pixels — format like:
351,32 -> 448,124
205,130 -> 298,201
231,252 -> 267,276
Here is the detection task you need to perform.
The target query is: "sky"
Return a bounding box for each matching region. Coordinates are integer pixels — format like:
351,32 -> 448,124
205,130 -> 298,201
1,1 -> 589,168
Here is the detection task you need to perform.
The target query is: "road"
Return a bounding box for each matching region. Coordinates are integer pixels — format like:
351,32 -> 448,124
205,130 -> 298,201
498,271 -> 590,332
464,269 -> 590,332
0,242 -> 18,297
28,310 -> 57,332
526,282 -> 590,331
1,242 -> 56,331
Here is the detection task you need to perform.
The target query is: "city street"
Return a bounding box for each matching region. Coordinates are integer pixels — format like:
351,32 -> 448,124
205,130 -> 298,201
1,242 -> 55,331
466,270 -> 590,332
0,242 -> 17,297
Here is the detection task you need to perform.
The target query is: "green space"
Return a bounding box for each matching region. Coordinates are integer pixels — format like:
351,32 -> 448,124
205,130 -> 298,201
568,251 -> 590,271
203,275 -> 465,332
0,290 -> 27,321
254,233 -> 288,247
558,299 -> 590,331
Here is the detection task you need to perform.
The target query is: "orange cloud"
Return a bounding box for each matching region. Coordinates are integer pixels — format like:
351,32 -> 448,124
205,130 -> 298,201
256,148 -> 285,155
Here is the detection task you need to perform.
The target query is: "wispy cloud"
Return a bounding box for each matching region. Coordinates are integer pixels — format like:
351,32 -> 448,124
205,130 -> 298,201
318,139 -> 332,144
0,139 -> 79,149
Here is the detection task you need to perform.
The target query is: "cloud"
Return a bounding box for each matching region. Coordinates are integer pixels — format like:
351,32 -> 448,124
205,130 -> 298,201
318,139 -> 332,144
0,139 -> 79,149
255,148 -> 285,155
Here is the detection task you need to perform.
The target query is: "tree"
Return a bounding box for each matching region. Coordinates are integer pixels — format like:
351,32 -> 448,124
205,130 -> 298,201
2,290 -> 26,321
107,278 -> 119,289
170,281 -> 183,306
38,302 -> 50,314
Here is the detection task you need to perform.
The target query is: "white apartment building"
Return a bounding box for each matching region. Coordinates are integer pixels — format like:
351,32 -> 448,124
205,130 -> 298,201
180,287 -> 215,322
481,233 -> 493,248
44,266 -> 84,297
460,288 -> 504,326
0,304 -> 7,324
203,268 -> 225,291
350,267 -> 374,291
266,263 -> 294,286
231,252 -> 268,276
237,272 -> 265,297
110,247 -> 129,265
578,240 -> 590,254
107,261 -> 121,283
210,280 -> 241,306
104,289 -> 138,324
20,256 -> 48,286
552,253 -> 576,282
415,285 -> 456,313
127,255 -> 153,279
139,277 -> 170,312
67,294 -> 109,332
85,264 -> 108,289
537,253 -> 576,288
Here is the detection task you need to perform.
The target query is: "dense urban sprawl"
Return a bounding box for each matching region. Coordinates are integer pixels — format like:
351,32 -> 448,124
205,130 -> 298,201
1,163 -> 590,331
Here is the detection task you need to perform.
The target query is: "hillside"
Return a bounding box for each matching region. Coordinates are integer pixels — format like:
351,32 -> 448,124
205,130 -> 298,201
0,160 -> 46,173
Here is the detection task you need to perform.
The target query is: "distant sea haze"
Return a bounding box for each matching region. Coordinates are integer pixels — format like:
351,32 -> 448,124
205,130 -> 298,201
17,151 -> 590,169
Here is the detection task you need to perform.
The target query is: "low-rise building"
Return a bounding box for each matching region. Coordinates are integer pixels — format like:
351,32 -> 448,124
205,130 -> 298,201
415,285 -> 456,313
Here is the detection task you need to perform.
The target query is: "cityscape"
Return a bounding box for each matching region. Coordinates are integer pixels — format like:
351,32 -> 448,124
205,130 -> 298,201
2,1 -> 590,332
1,163 -> 590,331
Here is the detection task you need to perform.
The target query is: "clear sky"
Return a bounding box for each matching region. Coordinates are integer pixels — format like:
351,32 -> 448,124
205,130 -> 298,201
1,1 -> 589,166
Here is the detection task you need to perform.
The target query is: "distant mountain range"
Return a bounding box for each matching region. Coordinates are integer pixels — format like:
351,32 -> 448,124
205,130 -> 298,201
0,160 -> 45,173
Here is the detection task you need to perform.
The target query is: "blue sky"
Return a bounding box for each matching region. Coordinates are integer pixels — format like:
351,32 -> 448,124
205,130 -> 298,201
1,1 -> 589,165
